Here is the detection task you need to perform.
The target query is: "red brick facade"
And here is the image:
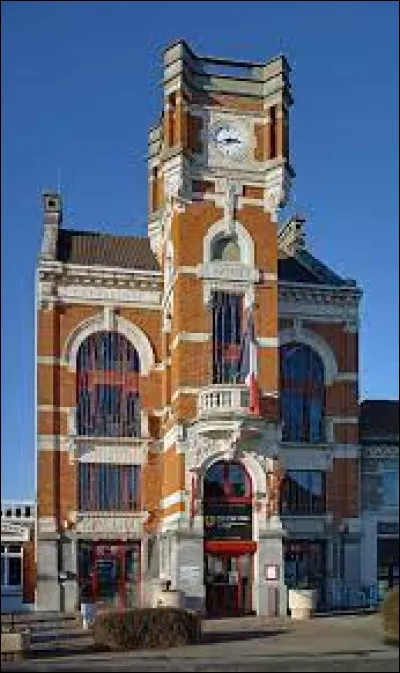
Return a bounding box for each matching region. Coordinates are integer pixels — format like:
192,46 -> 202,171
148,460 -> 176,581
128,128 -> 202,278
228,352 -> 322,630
35,40 -> 362,615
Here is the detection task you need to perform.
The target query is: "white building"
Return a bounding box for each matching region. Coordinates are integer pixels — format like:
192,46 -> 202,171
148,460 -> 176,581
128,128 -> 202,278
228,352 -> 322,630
360,400 -> 399,600
1,501 -> 36,613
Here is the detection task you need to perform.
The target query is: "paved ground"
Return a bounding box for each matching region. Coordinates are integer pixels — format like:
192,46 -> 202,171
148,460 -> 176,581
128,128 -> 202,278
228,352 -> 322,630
2,613 -> 398,672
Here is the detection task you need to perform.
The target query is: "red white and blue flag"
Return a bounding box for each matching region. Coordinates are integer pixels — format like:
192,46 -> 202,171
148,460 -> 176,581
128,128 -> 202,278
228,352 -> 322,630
239,304 -> 260,415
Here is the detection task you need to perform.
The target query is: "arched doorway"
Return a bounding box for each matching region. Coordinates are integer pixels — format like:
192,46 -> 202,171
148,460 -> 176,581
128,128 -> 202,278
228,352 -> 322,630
203,460 -> 255,617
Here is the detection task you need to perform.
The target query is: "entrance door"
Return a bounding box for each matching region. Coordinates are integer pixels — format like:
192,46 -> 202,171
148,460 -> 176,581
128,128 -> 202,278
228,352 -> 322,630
93,545 -> 125,608
78,541 -> 141,608
205,553 -> 252,617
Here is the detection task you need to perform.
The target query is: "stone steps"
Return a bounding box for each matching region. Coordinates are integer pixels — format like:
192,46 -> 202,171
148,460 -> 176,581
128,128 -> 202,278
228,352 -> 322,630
1,612 -> 82,632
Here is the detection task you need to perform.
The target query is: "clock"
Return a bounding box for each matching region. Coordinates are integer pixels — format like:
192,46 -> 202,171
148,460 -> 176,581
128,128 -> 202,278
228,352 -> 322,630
212,123 -> 248,159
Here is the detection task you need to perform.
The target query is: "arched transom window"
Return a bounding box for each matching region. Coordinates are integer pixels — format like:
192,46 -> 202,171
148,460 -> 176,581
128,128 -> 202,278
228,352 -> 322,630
210,235 -> 241,262
280,343 -> 325,443
76,331 -> 140,437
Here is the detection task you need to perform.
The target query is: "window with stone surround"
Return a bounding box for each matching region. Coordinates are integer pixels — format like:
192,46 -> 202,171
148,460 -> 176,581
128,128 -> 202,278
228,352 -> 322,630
78,463 -> 141,512
76,331 -> 140,438
1,544 -> 23,589
280,343 -> 325,443
211,235 -> 241,262
280,470 -> 326,515
362,457 -> 399,509
211,291 -> 243,384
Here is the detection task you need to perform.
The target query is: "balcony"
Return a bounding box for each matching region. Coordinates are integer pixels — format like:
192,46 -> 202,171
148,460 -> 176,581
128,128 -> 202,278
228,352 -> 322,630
198,384 -> 251,419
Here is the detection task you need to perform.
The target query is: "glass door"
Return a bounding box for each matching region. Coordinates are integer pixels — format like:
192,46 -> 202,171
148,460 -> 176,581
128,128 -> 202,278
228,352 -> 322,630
205,553 -> 253,616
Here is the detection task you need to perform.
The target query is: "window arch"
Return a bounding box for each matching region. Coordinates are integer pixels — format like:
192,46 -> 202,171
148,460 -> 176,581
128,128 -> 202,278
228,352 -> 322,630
210,235 -> 241,262
280,343 -> 325,443
203,460 -> 253,541
76,331 -> 140,437
204,460 -> 252,500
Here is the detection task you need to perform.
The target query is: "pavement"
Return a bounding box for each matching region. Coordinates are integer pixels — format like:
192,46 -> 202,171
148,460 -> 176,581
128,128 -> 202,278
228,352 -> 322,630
2,613 -> 399,672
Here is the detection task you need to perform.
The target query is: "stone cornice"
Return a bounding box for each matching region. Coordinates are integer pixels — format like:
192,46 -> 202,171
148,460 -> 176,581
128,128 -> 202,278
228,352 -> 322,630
279,281 -> 362,302
37,264 -> 163,308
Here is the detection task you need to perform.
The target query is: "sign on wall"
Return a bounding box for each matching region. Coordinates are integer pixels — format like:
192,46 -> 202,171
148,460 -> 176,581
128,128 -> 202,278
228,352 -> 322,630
179,566 -> 202,584
203,502 -> 252,540
377,522 -> 399,536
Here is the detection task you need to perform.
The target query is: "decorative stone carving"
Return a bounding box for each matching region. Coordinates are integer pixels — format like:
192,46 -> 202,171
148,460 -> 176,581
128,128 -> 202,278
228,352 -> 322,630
198,261 -> 259,283
75,514 -> 143,536
264,165 -> 291,219
266,456 -> 284,518
41,224 -> 58,259
364,445 -> 399,460
56,285 -> 161,305
186,434 -> 226,472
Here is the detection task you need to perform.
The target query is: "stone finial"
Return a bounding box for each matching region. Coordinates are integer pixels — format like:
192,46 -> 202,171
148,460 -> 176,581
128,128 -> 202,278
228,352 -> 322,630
277,214 -> 306,256
40,191 -> 62,260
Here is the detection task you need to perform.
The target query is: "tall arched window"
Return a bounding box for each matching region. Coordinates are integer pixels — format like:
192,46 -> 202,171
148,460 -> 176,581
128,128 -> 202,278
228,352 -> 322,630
280,343 -> 325,443
76,331 -> 140,437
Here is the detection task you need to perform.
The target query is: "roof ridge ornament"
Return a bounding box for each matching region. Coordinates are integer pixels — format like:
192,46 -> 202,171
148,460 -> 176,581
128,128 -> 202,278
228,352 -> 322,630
277,214 -> 306,256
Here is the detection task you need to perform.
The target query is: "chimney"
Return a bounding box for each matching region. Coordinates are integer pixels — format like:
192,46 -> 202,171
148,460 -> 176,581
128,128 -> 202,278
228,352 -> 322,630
40,191 -> 62,260
277,214 -> 306,256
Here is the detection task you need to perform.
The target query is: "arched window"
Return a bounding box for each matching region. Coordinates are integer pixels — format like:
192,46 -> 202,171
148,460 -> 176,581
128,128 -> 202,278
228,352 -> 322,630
76,331 -> 140,437
280,343 -> 325,443
204,460 -> 252,500
203,460 -> 252,541
210,235 -> 241,262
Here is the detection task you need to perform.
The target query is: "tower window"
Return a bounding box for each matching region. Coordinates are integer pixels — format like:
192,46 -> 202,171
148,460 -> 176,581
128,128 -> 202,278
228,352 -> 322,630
212,292 -> 243,384
211,236 -> 241,263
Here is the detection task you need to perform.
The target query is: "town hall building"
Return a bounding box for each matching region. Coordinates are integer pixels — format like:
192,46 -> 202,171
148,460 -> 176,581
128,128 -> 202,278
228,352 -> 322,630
35,40 -> 364,616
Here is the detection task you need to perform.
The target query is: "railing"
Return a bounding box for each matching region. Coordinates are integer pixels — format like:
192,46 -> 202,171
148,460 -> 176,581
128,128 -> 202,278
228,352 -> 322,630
323,581 -> 393,611
198,384 -> 250,418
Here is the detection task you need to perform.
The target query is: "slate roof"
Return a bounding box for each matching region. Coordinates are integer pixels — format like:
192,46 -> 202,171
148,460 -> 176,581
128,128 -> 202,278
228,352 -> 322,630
56,229 -> 353,288
56,230 -> 159,271
278,249 -> 348,286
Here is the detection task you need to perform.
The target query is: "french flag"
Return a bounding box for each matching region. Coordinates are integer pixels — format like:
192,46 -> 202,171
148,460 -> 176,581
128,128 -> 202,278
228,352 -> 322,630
239,304 -> 260,415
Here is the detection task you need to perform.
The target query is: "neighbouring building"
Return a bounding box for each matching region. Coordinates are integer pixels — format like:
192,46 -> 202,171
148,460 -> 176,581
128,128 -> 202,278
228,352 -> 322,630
360,399 -> 399,599
1,502 -> 36,613
35,40 -> 364,616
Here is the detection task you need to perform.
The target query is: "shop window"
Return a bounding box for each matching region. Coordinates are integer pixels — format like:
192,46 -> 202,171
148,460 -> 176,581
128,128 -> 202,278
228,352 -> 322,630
1,544 -> 22,588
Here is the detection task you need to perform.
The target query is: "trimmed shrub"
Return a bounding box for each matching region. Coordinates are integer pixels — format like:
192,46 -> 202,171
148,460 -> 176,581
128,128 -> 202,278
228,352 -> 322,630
93,607 -> 201,651
381,587 -> 399,644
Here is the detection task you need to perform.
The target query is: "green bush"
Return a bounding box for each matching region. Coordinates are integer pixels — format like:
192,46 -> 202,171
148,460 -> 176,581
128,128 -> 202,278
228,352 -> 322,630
93,607 -> 201,651
381,587 -> 399,644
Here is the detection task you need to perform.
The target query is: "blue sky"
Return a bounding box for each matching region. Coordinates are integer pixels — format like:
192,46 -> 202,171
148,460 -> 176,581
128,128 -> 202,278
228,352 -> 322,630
1,1 -> 399,500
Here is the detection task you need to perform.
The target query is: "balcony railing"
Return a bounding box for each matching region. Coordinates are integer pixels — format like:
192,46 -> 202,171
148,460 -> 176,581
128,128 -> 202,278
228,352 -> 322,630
198,384 -> 251,418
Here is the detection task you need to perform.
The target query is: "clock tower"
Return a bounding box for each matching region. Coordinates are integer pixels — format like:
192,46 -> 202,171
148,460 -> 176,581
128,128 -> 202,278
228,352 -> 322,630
148,40 -> 293,616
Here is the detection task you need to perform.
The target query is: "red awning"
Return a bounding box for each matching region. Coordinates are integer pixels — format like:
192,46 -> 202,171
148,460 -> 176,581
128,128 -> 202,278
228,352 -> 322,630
204,540 -> 257,555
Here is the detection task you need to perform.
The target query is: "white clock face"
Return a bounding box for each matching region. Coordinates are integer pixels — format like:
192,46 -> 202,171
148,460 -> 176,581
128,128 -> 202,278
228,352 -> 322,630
212,123 -> 247,158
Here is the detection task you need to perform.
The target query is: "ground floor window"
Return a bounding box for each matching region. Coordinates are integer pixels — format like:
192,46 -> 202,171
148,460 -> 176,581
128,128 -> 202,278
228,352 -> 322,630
377,537 -> 399,598
78,540 -> 141,608
1,544 -> 23,589
284,539 -> 326,604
